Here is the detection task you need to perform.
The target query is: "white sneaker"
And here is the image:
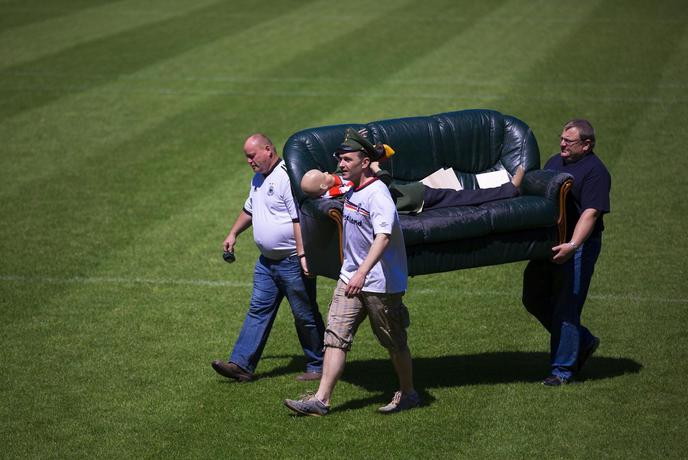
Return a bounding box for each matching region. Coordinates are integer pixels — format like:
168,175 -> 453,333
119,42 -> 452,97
378,390 -> 421,414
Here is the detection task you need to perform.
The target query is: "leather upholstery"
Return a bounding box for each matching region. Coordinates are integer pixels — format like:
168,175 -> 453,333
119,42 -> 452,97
283,109 -> 572,279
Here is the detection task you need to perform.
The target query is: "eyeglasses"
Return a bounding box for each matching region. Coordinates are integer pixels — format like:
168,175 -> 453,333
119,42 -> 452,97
560,137 -> 584,146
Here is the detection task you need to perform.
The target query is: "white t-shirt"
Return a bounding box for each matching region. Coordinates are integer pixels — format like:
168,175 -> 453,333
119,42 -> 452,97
340,178 -> 408,294
243,160 -> 298,260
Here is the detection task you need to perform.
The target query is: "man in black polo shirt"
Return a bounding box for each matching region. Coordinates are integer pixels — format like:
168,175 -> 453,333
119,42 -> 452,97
522,119 -> 611,386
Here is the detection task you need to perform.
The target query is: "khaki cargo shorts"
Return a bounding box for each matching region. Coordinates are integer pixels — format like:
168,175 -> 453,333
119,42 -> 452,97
324,279 -> 410,352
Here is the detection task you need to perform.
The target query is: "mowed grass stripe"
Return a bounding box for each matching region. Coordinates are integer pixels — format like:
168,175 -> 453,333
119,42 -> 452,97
0,0 -> 403,194
0,0 -> 220,68
592,27 -> 688,298
0,0 -> 110,33
335,0 -> 602,119
0,0 -> 425,187
0,0 -> 320,122
512,0 -> 688,156
367,0 -> 595,95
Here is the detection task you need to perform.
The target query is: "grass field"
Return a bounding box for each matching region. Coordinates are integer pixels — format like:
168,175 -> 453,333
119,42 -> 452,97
1,0 -> 687,458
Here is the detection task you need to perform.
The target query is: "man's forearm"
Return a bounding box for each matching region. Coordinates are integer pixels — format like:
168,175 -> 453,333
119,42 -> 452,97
357,233 -> 390,276
293,221 -> 305,255
228,210 -> 252,238
570,208 -> 600,247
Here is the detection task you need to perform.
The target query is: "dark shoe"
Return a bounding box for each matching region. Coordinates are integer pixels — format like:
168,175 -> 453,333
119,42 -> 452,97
296,371 -> 322,381
543,375 -> 569,386
211,360 -> 252,382
378,390 -> 421,414
284,393 -> 329,416
577,336 -> 600,371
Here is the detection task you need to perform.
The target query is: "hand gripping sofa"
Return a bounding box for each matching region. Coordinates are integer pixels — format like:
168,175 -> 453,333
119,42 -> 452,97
283,109 -> 572,280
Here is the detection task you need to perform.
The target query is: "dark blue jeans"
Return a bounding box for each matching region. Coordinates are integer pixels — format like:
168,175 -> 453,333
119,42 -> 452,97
522,238 -> 602,379
229,255 -> 325,374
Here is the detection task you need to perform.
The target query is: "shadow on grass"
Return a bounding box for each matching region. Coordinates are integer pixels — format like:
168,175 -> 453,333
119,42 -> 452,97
259,351 -> 642,412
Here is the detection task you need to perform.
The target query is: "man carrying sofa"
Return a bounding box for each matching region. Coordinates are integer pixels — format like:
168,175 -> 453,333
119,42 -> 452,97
284,129 -> 420,416
522,119 -> 611,386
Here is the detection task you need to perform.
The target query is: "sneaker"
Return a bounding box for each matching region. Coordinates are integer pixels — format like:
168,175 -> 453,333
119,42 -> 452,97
577,336 -> 600,372
378,390 -> 421,414
543,374 -> 569,386
211,360 -> 253,382
295,371 -> 322,382
284,393 -> 329,416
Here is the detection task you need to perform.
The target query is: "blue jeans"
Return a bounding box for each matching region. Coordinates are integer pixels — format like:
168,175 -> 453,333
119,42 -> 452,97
522,238 -> 602,380
229,255 -> 325,374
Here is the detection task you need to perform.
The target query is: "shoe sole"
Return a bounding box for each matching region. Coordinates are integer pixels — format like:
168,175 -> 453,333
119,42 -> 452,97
378,405 -> 420,414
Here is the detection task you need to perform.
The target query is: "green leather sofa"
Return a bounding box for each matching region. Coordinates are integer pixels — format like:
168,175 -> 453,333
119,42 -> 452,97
283,109 -> 572,280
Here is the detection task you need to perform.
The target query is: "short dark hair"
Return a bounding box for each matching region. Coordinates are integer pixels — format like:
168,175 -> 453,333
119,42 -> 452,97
563,119 -> 595,149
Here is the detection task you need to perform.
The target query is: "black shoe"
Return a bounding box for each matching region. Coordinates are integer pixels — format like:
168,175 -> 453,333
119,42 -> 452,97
543,374 -> 569,386
211,360 -> 253,382
577,336 -> 600,372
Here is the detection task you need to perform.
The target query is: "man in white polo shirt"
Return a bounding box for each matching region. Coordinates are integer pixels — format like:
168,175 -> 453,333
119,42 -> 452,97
211,133 -> 325,382
284,128 -> 420,416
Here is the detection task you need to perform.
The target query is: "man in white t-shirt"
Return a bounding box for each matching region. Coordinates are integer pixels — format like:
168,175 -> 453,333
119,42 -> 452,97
284,128 -> 420,416
211,133 -> 325,382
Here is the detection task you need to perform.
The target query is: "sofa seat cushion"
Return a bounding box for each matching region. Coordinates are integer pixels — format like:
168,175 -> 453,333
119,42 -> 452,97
399,195 -> 559,246
400,205 -> 491,245
483,196 -> 558,234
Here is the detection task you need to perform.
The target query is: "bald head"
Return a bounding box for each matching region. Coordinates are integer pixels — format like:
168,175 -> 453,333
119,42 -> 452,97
244,133 -> 273,150
301,169 -> 327,197
243,133 -> 278,174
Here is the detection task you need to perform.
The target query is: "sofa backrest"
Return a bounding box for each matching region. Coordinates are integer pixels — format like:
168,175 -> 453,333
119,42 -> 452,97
284,109 -> 541,204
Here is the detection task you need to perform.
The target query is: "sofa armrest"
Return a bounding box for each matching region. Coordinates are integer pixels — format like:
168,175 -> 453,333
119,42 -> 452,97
522,169 -> 573,244
521,170 -> 570,199
299,198 -> 344,279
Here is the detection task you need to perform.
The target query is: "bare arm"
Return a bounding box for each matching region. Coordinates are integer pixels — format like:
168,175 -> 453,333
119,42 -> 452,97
552,208 -> 600,264
370,161 -> 393,186
223,210 -> 252,252
293,221 -> 312,276
345,233 -> 391,296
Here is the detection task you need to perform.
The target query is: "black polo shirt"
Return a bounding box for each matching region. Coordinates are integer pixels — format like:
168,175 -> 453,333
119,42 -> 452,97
545,152 -> 611,239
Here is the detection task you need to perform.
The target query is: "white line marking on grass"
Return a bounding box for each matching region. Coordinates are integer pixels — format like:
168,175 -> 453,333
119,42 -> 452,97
2,274 -> 686,304
0,274 -> 250,288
